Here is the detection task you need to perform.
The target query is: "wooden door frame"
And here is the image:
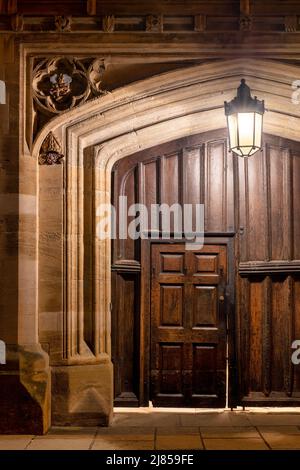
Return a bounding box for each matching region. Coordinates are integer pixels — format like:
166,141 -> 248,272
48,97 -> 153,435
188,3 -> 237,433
139,233 -> 237,407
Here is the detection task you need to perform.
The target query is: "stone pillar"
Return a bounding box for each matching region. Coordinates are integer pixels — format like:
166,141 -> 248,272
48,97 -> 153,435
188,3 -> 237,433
0,36 -> 51,434
38,142 -> 113,426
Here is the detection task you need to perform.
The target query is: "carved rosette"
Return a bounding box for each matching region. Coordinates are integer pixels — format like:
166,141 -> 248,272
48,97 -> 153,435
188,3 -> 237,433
39,132 -> 64,165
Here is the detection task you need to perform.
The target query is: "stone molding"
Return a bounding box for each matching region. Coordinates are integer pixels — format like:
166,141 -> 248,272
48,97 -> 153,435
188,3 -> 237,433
2,11 -> 300,34
32,58 -> 300,367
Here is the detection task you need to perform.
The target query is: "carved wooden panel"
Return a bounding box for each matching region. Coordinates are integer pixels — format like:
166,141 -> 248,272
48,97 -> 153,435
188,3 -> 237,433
111,129 -> 300,407
112,130 -> 235,269
240,275 -> 300,404
292,150 -> 300,260
238,136 -> 300,264
111,271 -> 140,406
150,244 -> 227,407
192,286 -> 217,327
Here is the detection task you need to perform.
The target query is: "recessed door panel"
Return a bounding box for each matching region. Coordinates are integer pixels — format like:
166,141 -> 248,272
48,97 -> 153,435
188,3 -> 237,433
151,243 -> 227,407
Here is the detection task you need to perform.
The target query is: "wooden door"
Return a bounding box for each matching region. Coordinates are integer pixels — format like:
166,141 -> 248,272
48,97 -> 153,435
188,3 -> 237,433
112,131 -> 300,408
150,243 -> 227,407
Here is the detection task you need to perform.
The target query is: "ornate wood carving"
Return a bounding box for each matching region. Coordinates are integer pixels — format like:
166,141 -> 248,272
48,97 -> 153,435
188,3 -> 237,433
55,15 -> 72,32
39,132 -> 64,165
145,15 -> 163,33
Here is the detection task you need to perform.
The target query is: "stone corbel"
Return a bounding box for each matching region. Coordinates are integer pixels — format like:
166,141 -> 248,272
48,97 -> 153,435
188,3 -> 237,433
39,132 -> 64,165
146,14 -> 163,33
54,15 -> 72,32
102,15 -> 115,33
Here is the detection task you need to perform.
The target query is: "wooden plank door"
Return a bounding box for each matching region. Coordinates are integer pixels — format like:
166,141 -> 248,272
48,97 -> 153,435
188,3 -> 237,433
150,243 -> 227,407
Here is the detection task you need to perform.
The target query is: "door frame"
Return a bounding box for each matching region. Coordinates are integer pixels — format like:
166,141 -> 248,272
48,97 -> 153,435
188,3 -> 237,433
139,233 -> 237,407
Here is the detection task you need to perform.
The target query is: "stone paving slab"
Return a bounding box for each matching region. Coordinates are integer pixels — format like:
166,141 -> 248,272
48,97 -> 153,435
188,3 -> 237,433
203,438 -> 269,450
0,436 -> 34,450
200,426 -> 260,438
1,411 -> 300,450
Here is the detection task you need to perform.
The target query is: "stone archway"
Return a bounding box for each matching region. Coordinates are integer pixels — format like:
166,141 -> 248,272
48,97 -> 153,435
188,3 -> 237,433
31,58 -> 300,428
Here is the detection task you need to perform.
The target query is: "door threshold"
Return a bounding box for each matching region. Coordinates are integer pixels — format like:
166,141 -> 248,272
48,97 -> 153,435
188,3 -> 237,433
114,407 -> 229,413
113,406 -> 300,413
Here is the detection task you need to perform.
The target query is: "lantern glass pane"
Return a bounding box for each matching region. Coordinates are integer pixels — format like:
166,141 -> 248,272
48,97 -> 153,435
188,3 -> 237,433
237,112 -> 255,148
228,114 -> 238,149
254,112 -> 263,148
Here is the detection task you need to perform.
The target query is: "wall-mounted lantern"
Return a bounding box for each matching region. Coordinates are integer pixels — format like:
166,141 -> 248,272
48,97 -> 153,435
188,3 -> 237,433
224,79 -> 265,157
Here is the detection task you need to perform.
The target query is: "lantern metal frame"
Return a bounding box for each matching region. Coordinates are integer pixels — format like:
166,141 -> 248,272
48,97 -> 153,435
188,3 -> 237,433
224,79 -> 265,157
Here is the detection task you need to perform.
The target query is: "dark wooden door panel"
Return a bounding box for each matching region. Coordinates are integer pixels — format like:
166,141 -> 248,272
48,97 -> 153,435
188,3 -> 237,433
150,243 -> 227,407
112,130 -> 300,408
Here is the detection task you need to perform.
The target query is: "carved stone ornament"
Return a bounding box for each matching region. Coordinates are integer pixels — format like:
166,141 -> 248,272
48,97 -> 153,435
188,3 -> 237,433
239,15 -> 252,31
102,15 -> 115,33
32,57 -> 107,115
146,15 -> 163,33
285,16 -> 298,33
55,15 -> 72,32
39,132 -> 64,165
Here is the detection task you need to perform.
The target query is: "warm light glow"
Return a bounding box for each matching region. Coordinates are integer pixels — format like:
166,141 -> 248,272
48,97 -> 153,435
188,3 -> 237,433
224,79 -> 264,158
238,112 -> 255,148
228,112 -> 263,157
228,113 -> 262,157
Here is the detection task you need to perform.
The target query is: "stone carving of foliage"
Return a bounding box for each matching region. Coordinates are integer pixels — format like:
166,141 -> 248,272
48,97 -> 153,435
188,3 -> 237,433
102,15 -> 115,33
54,15 -> 72,32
